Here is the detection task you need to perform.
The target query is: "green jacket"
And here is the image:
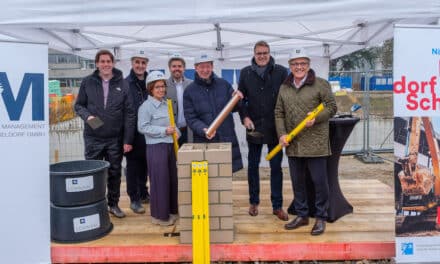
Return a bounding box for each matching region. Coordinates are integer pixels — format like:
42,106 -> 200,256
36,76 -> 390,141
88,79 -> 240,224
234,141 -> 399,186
274,69 -> 337,157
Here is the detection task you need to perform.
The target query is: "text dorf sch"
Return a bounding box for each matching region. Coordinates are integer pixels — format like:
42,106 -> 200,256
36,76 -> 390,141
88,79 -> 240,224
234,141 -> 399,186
393,76 -> 439,110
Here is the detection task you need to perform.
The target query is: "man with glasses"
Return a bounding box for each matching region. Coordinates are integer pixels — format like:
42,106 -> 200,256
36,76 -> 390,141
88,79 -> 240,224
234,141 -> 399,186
166,53 -> 193,146
275,48 -> 337,235
75,49 -> 136,218
238,41 -> 288,221
124,51 -> 151,214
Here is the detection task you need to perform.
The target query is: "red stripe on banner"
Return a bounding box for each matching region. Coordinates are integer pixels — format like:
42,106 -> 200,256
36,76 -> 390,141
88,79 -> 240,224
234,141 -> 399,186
51,242 -> 395,263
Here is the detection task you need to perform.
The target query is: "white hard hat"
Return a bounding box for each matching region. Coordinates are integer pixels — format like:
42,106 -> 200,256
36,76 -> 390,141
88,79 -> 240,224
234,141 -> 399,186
288,47 -> 310,63
146,71 -> 166,86
194,53 -> 214,65
131,50 -> 149,61
168,52 -> 186,64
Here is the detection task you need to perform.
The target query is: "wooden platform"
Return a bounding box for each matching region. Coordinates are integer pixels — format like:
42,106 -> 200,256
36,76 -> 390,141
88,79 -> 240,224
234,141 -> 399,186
51,179 -> 396,262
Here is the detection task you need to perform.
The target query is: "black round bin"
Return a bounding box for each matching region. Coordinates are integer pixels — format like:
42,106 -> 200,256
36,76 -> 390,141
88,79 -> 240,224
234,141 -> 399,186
50,160 -> 109,206
51,199 -> 113,243
50,160 -> 113,243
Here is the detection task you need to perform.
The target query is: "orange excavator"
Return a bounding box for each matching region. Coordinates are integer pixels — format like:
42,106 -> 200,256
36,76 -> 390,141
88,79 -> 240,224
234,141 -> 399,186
396,117 -> 440,230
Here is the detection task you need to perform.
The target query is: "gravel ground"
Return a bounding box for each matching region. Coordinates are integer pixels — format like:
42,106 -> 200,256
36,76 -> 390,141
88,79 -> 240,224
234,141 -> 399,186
233,152 -> 394,188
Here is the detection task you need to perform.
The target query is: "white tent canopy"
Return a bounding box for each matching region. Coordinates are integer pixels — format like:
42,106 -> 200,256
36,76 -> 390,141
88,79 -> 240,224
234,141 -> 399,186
1,0 -> 439,65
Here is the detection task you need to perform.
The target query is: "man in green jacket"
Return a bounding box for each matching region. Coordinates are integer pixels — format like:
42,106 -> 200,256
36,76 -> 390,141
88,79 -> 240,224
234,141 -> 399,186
274,48 -> 337,235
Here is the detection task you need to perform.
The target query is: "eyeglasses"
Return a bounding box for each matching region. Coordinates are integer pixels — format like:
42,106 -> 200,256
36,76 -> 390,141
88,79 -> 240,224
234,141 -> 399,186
255,52 -> 269,56
290,62 -> 309,67
153,85 -> 166,90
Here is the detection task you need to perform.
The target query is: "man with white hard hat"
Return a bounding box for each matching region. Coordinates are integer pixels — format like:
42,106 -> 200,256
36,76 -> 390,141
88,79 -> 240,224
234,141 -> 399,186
166,53 -> 193,146
123,50 -> 151,215
183,53 -> 244,172
275,47 -> 337,235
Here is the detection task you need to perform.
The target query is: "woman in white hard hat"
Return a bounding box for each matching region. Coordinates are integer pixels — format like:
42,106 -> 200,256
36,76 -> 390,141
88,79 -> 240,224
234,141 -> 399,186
138,71 -> 180,226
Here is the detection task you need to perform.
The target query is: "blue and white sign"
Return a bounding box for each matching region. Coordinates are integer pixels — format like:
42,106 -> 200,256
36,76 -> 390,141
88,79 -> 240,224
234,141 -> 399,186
0,41 -> 50,263
394,25 -> 440,263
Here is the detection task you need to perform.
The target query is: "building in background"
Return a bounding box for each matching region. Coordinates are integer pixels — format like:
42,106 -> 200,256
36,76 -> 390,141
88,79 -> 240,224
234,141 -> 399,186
49,49 -> 95,94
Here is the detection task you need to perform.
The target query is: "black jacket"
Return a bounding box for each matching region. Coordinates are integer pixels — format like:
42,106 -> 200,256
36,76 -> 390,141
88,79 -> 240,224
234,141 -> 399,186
238,57 -> 288,144
75,68 -> 136,144
184,73 -> 243,172
125,70 -> 149,157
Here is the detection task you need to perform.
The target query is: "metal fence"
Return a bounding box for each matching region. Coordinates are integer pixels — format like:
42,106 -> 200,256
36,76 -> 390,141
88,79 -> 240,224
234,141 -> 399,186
49,70 -> 394,165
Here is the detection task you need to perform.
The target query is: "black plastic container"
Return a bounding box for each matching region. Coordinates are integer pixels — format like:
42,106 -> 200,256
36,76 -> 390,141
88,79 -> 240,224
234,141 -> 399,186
50,160 -> 109,206
51,199 -> 113,243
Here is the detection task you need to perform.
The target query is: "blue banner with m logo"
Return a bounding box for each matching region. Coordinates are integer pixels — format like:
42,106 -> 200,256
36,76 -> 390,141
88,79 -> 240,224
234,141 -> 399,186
0,72 -> 44,121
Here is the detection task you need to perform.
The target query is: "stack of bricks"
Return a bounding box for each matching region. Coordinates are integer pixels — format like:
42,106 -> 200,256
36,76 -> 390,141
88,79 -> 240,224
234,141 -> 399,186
177,143 -> 234,244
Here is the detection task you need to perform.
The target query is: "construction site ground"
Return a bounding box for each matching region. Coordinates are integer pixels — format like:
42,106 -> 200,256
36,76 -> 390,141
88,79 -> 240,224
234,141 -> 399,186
233,152 -> 394,189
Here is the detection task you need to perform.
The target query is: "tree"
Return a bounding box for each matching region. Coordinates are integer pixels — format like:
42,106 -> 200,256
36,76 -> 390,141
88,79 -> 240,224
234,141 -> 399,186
330,39 -> 393,72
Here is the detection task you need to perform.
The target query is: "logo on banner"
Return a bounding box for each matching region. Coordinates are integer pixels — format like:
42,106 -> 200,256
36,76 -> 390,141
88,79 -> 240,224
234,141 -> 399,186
0,72 -> 44,121
401,242 -> 414,255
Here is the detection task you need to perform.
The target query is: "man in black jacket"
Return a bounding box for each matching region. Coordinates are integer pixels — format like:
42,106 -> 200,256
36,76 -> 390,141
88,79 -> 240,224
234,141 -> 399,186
238,41 -> 288,221
124,51 -> 150,214
75,49 -> 136,218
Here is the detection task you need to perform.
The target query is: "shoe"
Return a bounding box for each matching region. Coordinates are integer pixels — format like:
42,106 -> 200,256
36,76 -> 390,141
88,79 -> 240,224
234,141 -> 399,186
151,217 -> 175,226
284,216 -> 309,230
141,193 -> 150,204
130,201 -> 146,214
311,219 -> 326,236
273,208 -> 289,221
248,204 -> 258,216
108,205 -> 126,218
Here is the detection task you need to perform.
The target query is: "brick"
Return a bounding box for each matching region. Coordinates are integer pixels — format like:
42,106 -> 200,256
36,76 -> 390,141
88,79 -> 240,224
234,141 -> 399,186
179,217 -> 192,231
208,191 -> 219,204
178,178 -> 192,192
177,164 -> 191,179
220,217 -> 233,229
177,143 -> 206,164
178,191 -> 191,205
206,142 -> 230,150
209,217 -> 220,230
210,230 -> 234,243
219,190 -> 233,204
205,143 -> 231,164
208,177 -> 232,191
180,230 -> 192,244
205,150 -> 231,164
207,163 -> 218,177
179,204 -> 192,218
219,163 -> 232,176
209,204 -> 233,217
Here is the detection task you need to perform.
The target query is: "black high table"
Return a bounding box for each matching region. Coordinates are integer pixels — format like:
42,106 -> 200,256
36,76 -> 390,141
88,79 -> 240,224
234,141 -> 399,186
287,115 -> 360,222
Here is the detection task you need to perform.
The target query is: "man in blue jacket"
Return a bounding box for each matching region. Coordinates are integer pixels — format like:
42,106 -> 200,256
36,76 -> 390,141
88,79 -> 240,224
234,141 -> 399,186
238,41 -> 288,221
75,49 -> 136,218
124,51 -> 150,214
183,54 -> 244,172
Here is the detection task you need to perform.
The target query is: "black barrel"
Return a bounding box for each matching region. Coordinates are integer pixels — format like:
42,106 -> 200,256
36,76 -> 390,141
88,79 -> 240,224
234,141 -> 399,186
51,199 -> 113,243
50,160 -> 109,206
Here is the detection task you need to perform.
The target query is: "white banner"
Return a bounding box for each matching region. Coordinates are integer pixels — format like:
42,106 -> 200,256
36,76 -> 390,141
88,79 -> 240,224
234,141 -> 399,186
394,25 -> 440,263
0,41 -> 50,263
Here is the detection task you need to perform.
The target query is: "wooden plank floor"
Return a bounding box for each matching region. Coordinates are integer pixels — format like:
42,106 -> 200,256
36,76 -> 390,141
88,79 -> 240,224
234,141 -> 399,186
52,179 -> 395,262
